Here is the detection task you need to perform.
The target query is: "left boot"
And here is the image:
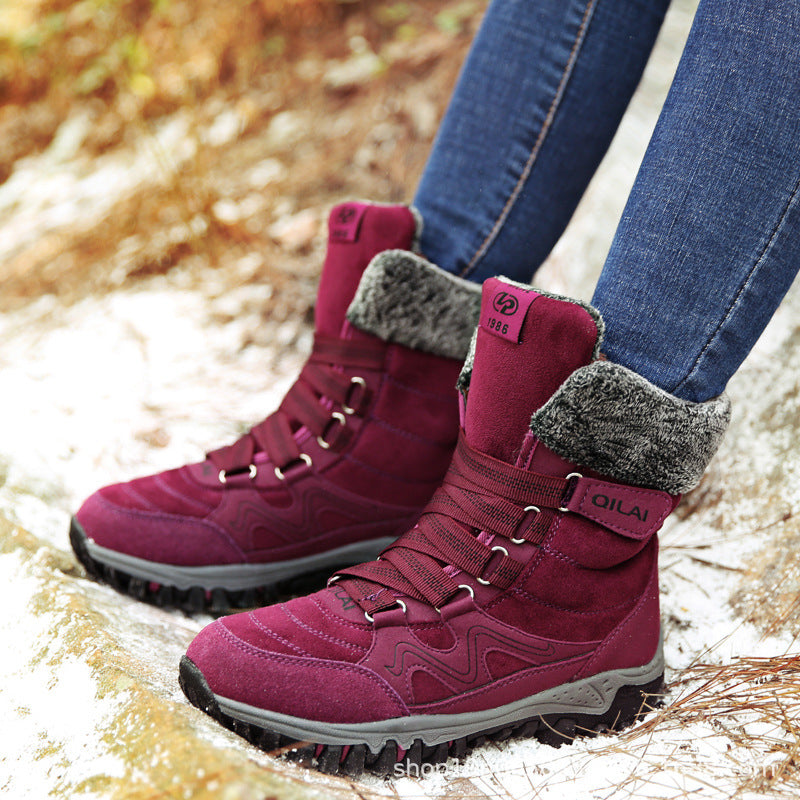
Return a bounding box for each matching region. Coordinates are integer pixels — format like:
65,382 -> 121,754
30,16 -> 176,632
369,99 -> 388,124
70,202 -> 480,613
179,277 -> 730,775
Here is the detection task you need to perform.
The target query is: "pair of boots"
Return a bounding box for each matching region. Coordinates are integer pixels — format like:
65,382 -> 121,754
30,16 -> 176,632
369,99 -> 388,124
71,202 -> 730,776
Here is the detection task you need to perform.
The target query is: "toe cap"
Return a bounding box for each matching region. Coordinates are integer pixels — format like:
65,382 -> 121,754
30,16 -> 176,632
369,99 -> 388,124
75,486 -> 245,566
186,613 -> 408,725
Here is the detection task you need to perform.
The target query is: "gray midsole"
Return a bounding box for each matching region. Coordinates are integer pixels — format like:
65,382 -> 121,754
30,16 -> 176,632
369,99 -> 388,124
215,640 -> 665,752
84,536 -> 396,591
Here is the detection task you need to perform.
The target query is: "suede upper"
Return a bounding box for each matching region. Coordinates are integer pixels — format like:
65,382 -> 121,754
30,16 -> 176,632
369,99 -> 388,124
75,203 -> 475,573
185,279 -> 681,729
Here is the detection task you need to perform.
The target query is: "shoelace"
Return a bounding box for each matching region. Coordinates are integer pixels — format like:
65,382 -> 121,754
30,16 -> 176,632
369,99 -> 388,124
334,432 -> 582,616
207,334 -> 386,482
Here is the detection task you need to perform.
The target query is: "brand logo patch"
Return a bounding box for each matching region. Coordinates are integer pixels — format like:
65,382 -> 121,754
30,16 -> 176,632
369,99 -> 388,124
332,586 -> 357,611
329,203 -> 366,243
479,280 -> 538,344
336,207 -> 356,225
492,292 -> 519,316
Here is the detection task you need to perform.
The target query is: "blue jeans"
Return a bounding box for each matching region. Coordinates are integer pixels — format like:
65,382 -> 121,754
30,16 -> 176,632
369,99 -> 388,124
414,0 -> 800,403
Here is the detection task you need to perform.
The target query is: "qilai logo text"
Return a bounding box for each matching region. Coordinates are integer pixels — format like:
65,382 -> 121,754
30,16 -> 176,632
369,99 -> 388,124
591,494 -> 648,522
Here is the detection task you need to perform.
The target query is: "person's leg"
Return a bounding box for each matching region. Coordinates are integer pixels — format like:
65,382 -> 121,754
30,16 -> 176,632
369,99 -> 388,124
593,0 -> 800,403
414,0 -> 672,283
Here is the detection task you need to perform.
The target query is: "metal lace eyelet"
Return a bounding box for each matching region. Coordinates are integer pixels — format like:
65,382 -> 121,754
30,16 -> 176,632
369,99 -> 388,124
477,545 -> 508,585
365,597 -> 405,624
274,454 -> 313,481
218,464 -> 257,484
435,583 -> 476,614
512,505 -> 540,544
559,472 -> 583,512
343,376 -> 367,415
317,412 -> 346,450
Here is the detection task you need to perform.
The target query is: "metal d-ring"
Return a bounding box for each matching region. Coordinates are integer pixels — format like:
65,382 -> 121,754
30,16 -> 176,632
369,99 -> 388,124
559,472 -> 583,512
512,505 -> 540,544
435,583 -> 475,614
218,464 -> 257,484
274,453 -> 313,481
477,545 -> 508,586
365,597 -> 406,624
343,376 -> 367,415
317,412 -> 346,450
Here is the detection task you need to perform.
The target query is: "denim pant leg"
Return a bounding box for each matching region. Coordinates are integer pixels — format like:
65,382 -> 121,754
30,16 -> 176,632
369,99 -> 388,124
592,0 -> 800,403
414,0 -> 671,283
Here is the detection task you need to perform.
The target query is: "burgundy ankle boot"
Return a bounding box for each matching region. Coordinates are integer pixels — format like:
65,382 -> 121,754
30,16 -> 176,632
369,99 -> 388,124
179,278 -> 730,774
70,202 -> 481,612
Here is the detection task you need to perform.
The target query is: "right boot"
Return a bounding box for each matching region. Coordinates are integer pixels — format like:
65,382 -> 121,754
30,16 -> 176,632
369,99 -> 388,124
70,202 -> 482,612
179,277 -> 731,775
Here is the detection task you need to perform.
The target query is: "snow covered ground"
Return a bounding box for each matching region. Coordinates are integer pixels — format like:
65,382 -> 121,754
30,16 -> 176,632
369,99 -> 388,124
2,271 -> 798,800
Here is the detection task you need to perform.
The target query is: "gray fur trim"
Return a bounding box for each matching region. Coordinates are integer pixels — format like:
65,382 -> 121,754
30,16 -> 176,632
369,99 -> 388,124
456,281 -> 604,397
529,361 -> 731,494
455,327 -> 478,395
346,250 -> 481,360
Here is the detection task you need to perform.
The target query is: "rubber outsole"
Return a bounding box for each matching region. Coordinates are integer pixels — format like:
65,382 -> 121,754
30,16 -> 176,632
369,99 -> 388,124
178,655 -> 665,777
69,517 -> 367,614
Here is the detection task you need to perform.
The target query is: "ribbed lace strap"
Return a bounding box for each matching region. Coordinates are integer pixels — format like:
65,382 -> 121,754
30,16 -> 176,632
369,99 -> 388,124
208,334 -> 385,473
381,547 -> 459,609
206,436 -> 255,474
279,379 -> 331,434
302,363 -> 353,405
426,487 -> 526,539
336,431 -> 668,616
254,415 -> 299,470
396,519 -> 493,578
309,335 -> 386,370
448,435 -> 571,508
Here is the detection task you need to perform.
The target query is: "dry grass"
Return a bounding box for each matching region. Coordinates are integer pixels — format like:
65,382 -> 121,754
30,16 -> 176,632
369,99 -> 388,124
603,654 -> 800,799
0,0 -> 479,311
0,0 -> 335,178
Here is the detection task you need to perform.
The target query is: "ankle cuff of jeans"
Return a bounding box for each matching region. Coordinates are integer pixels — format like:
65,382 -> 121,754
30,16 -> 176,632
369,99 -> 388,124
529,361 -> 731,494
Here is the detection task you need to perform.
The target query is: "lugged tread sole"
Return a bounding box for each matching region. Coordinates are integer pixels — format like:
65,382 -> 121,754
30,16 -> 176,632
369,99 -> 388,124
70,517 -> 339,614
178,655 -> 665,778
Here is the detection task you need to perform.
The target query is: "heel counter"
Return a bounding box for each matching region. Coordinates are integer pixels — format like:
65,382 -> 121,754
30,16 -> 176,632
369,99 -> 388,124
575,549 -> 661,679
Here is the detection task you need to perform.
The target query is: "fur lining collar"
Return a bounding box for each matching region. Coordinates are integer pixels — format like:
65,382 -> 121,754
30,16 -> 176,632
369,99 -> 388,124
530,361 -> 731,494
346,250 -> 481,361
